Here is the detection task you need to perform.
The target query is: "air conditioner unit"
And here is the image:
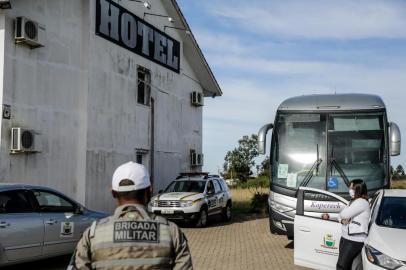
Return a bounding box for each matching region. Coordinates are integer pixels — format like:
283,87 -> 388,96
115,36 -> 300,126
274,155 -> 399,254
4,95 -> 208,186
15,17 -> 45,48
10,128 -> 41,153
191,92 -> 204,107
190,150 -> 204,166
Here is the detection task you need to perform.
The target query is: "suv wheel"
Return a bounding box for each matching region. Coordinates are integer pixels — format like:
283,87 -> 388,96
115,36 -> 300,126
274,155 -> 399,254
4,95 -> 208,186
196,208 -> 208,228
222,202 -> 232,221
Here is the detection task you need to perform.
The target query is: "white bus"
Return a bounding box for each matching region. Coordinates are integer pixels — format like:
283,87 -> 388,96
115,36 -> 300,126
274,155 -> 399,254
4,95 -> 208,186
257,94 -> 401,239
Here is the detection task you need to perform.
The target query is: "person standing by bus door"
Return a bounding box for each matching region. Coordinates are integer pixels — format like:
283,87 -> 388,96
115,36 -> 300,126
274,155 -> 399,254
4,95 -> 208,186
337,179 -> 370,270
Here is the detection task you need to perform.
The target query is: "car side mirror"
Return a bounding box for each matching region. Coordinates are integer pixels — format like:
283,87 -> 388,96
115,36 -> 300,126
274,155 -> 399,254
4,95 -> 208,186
158,190 -> 163,194
74,206 -> 84,215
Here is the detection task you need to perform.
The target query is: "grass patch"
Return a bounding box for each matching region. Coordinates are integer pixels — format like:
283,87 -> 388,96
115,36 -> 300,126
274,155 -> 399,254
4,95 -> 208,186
391,180 -> 406,189
231,187 -> 269,221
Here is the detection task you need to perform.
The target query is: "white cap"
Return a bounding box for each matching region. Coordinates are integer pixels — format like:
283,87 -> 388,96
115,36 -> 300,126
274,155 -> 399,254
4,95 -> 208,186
112,162 -> 151,192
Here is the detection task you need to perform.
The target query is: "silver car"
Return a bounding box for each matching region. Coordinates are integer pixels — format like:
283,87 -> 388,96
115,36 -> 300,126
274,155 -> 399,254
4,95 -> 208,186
0,183 -> 107,266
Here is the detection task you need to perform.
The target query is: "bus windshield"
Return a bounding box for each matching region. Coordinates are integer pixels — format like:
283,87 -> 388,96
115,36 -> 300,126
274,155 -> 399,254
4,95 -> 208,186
328,113 -> 387,192
272,112 -> 387,192
272,114 -> 327,190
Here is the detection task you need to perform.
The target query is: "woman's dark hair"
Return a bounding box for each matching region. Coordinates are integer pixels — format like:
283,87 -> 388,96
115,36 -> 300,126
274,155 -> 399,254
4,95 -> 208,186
350,179 -> 368,200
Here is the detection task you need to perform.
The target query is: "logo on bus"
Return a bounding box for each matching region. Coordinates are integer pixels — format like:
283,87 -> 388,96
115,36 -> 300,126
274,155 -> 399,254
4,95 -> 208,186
321,234 -> 337,249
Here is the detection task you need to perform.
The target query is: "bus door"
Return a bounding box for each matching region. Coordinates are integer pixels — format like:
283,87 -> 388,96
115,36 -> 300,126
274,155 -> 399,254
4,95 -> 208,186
294,187 -> 348,270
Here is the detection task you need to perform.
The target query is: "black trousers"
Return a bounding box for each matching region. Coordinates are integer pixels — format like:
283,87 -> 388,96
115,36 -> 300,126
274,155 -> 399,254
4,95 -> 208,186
336,237 -> 364,270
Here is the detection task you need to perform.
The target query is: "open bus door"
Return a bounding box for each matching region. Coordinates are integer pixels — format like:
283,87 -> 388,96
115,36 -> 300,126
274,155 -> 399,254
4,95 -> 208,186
294,187 -> 349,269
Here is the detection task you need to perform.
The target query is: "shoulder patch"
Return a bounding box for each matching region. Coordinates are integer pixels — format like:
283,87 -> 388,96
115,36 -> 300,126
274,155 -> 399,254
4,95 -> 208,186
113,221 -> 160,243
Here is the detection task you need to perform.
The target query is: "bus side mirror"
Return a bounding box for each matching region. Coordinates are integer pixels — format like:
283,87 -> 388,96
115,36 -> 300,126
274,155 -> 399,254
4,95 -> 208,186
389,122 -> 401,156
258,123 -> 274,155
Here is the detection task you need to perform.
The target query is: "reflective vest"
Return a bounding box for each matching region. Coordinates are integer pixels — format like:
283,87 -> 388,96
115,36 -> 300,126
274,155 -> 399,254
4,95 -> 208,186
89,204 -> 174,270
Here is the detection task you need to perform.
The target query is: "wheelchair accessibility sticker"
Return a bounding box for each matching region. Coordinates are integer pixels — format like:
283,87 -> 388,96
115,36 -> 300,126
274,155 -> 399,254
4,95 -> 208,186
327,177 -> 338,189
60,222 -> 74,238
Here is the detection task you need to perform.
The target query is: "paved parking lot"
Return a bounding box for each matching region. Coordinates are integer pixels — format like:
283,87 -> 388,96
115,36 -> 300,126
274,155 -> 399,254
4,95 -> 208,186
7,217 -> 305,270
183,217 -> 305,270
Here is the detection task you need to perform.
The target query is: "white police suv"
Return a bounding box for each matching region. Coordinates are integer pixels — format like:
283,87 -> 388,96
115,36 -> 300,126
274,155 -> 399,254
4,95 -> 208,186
148,173 -> 232,227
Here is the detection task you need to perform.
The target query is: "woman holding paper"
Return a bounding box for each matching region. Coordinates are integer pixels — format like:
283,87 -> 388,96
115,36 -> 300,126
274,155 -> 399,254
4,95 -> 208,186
336,179 -> 370,270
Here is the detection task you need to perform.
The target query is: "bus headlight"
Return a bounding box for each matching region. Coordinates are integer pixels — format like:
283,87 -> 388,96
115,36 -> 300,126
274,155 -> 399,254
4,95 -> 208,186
180,201 -> 193,208
365,245 -> 405,270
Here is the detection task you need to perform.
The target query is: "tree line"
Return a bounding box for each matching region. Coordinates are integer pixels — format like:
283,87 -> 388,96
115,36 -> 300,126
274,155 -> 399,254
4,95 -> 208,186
391,165 -> 406,180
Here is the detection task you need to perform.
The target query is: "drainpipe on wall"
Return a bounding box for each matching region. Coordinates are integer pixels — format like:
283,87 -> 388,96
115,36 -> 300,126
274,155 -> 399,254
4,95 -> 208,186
150,97 -> 155,191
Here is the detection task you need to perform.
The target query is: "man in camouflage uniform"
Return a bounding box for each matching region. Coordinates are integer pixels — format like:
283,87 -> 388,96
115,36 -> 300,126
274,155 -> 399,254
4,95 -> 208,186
68,161 -> 193,270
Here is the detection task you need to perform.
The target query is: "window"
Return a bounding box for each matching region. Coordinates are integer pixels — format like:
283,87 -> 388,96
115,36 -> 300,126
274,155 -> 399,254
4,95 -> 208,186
219,179 -> 229,191
206,181 -> 215,194
297,190 -> 346,222
164,181 -> 206,193
137,67 -> 151,106
136,153 -> 143,164
328,113 -> 386,192
34,190 -> 75,213
273,114 -> 327,190
213,180 -> 222,193
0,191 -> 33,213
376,197 -> 406,229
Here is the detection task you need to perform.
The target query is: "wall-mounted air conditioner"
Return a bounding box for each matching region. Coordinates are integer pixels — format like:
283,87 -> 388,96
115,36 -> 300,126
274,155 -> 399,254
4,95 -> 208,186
190,150 -> 203,166
15,17 -> 45,48
191,92 -> 204,107
10,127 -> 41,153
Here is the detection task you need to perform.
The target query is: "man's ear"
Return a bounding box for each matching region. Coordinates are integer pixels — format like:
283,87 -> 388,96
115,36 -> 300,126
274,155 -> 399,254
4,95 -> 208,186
111,189 -> 117,199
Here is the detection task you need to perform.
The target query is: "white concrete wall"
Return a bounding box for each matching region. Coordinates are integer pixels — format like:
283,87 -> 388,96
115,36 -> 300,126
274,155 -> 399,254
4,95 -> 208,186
0,0 -> 204,213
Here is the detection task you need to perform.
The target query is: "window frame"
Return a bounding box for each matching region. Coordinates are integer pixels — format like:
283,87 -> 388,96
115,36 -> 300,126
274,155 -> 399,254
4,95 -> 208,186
137,66 -> 151,106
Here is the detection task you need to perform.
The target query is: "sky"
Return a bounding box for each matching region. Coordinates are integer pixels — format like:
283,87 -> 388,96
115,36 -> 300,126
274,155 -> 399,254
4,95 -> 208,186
176,0 -> 406,174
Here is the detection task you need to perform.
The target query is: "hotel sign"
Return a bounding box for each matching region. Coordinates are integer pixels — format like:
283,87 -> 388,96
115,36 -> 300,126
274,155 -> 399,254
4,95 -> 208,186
96,0 -> 181,73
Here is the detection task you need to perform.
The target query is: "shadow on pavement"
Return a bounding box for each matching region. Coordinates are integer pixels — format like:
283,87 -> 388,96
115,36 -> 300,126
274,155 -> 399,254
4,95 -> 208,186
285,241 -> 294,249
4,254 -> 71,270
177,211 -> 269,229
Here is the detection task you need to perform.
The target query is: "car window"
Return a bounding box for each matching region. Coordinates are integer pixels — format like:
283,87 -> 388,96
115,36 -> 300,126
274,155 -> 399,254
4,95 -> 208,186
219,179 -> 229,191
33,190 -> 75,213
301,190 -> 346,222
213,180 -> 222,193
0,190 -> 33,213
376,196 -> 406,229
206,181 -> 215,194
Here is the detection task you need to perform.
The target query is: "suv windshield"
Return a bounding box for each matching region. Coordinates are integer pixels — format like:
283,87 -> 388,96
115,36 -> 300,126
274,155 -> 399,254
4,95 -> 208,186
164,181 -> 206,193
272,113 -> 327,189
328,113 -> 386,192
376,197 -> 406,229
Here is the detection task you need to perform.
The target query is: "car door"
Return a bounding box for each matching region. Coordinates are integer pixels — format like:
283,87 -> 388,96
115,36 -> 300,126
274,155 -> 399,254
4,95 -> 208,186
294,187 -> 348,270
31,189 -> 91,256
213,180 -> 225,209
0,189 -> 44,262
206,181 -> 217,212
